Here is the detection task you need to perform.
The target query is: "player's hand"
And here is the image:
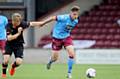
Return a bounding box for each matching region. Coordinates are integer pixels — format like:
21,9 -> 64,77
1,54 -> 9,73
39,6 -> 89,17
18,27 -> 23,34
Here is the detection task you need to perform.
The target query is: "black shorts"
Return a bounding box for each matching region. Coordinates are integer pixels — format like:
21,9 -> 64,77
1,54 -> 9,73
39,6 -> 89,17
4,44 -> 24,59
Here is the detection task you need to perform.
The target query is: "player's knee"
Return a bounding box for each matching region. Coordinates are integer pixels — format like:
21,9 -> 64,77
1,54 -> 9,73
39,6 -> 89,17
55,57 -> 58,61
67,49 -> 75,58
3,55 -> 10,64
4,60 -> 9,65
16,60 -> 22,65
53,55 -> 58,61
3,58 -> 9,64
16,58 -> 23,65
52,52 -> 59,61
69,56 -> 74,59
69,53 -> 75,59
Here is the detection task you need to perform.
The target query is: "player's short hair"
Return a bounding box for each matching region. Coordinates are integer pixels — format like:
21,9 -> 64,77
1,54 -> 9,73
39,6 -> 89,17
71,6 -> 80,12
12,13 -> 22,21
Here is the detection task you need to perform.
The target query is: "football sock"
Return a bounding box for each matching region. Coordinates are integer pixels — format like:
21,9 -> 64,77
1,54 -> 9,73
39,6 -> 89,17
12,62 -> 19,68
2,63 -> 8,74
68,56 -> 74,73
48,58 -> 55,64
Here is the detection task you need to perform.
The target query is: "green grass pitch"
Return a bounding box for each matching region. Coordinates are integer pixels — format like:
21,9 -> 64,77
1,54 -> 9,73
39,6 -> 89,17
0,64 -> 120,79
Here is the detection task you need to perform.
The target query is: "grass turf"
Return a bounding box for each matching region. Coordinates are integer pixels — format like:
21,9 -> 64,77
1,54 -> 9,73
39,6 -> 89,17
0,64 -> 120,79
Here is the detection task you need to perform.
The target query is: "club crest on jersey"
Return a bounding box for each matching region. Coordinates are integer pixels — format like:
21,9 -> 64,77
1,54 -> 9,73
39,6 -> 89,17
65,25 -> 73,32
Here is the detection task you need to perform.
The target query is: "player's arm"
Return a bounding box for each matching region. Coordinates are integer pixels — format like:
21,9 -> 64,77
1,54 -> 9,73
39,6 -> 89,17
29,21 -> 45,27
7,27 -> 23,41
41,16 -> 56,26
30,16 -> 56,27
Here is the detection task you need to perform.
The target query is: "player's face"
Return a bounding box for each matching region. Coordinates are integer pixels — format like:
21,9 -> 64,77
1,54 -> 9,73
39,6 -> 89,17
70,11 -> 79,20
12,17 -> 21,27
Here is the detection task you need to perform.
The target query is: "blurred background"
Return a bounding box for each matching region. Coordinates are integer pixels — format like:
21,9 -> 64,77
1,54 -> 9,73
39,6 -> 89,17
0,0 -> 120,64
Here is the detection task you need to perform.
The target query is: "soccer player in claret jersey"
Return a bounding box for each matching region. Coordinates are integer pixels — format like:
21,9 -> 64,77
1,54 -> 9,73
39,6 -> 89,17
1,13 -> 43,78
39,6 -> 80,79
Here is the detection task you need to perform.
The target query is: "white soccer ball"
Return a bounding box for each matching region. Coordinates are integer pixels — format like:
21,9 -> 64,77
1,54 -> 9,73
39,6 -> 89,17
86,68 -> 96,78
117,19 -> 120,25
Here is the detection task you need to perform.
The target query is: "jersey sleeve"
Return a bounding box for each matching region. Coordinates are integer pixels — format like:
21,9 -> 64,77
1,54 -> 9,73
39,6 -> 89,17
6,24 -> 11,35
4,17 -> 8,25
21,21 -> 30,29
56,15 -> 67,21
4,17 -> 8,28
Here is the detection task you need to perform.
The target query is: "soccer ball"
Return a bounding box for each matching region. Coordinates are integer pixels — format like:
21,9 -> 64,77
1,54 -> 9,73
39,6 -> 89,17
86,68 -> 96,78
117,19 -> 120,25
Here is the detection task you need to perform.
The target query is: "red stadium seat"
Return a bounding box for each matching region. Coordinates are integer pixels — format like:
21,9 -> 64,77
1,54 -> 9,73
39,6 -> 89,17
38,0 -> 120,48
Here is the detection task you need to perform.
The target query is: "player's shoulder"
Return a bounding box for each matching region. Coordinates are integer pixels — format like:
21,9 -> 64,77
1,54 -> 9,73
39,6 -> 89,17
6,21 -> 12,26
21,21 -> 29,24
57,14 -> 69,18
0,15 -> 7,20
21,21 -> 29,26
5,22 -> 12,30
62,14 -> 69,18
62,14 -> 69,17
0,15 -> 7,18
6,22 -> 12,27
21,21 -> 26,24
20,21 -> 30,29
58,14 -> 69,16
20,21 -> 27,26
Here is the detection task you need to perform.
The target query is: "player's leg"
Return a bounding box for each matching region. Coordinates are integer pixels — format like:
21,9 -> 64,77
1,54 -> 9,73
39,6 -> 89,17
47,38 -> 62,70
0,40 -> 6,64
2,55 -> 11,78
10,58 -> 23,76
64,36 -> 75,78
0,41 -> 3,63
66,45 -> 75,78
1,44 -> 12,78
9,44 -> 23,76
0,40 -> 6,54
47,50 -> 60,69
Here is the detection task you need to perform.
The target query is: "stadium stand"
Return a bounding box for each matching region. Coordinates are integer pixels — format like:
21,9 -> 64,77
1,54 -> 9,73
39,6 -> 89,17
38,0 -> 120,48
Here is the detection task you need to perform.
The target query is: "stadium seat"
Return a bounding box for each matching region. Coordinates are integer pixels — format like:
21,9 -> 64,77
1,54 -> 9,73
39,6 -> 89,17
38,0 -> 120,48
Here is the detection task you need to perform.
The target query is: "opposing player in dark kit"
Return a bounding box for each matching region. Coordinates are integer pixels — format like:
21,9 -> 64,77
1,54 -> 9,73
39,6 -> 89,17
1,13 -> 43,78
